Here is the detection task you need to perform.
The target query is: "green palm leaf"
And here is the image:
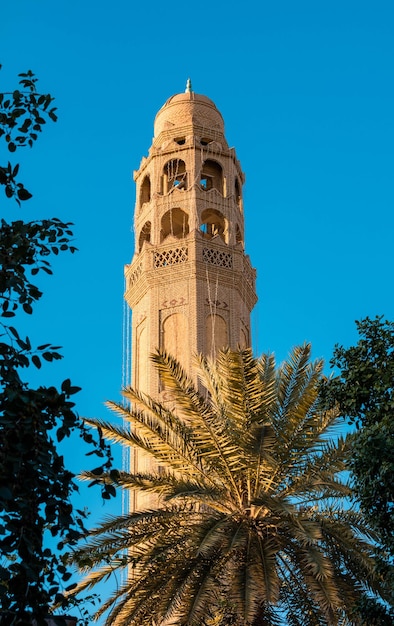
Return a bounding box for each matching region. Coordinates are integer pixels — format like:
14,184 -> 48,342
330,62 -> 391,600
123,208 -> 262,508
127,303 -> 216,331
70,347 -> 389,625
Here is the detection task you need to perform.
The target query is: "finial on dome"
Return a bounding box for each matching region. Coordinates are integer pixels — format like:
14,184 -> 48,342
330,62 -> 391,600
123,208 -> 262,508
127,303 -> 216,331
185,78 -> 192,93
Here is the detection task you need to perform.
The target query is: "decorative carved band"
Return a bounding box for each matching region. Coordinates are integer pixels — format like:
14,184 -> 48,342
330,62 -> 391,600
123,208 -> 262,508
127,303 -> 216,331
161,297 -> 186,308
205,298 -> 228,309
154,247 -> 188,268
203,247 -> 233,269
128,262 -> 142,287
243,256 -> 256,286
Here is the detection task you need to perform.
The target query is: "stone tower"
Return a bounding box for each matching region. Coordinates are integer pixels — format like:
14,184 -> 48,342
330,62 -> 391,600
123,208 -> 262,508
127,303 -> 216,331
125,82 -> 257,400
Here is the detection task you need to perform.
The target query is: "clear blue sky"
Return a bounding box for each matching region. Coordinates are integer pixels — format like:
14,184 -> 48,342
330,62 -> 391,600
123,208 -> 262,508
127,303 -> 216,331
2,0 -> 394,612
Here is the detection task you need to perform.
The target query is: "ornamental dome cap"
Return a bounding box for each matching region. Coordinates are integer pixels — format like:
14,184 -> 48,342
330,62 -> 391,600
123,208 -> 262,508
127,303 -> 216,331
154,87 -> 225,138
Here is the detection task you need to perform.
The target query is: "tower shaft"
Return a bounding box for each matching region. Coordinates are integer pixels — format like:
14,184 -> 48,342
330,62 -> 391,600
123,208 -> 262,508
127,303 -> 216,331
125,89 -> 257,400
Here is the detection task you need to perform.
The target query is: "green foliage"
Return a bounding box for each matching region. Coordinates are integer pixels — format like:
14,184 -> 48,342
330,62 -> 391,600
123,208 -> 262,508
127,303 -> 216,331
350,596 -> 394,626
0,67 -> 112,626
323,316 -> 394,559
72,347 -> 392,626
0,67 -> 57,205
0,218 -> 77,318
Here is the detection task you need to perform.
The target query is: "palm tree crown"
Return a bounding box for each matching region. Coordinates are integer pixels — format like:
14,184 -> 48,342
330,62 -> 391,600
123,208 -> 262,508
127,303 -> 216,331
72,346 -> 390,626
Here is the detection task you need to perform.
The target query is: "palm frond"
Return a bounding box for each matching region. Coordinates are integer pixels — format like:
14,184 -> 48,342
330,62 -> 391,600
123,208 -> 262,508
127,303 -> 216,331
274,344 -> 324,445
71,346 -> 388,625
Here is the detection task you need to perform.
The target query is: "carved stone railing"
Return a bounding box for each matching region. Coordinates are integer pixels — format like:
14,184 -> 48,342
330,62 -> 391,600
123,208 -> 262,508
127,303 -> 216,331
202,247 -> 233,269
154,247 -> 188,268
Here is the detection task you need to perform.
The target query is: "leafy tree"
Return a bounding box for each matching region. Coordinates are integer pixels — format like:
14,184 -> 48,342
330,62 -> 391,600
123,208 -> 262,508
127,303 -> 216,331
0,67 -> 56,204
0,67 -> 112,625
323,316 -> 394,559
71,346 -> 392,626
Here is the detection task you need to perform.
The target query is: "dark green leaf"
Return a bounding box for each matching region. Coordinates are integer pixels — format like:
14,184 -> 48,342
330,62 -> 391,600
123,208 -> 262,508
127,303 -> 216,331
32,355 -> 41,369
8,326 -> 20,339
17,186 -> 33,201
90,467 -> 104,476
0,486 -> 13,500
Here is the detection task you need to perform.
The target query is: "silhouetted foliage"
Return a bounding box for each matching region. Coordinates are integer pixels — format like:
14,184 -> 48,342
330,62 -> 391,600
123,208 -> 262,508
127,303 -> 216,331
321,316 -> 394,624
0,67 -> 112,626
323,316 -> 394,558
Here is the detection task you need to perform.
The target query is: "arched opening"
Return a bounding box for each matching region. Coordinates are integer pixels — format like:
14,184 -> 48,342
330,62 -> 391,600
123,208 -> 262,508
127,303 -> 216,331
200,160 -> 224,194
206,314 -> 228,358
235,177 -> 242,209
162,159 -> 187,193
138,221 -> 151,252
136,323 -> 148,393
162,313 -> 189,373
200,209 -> 226,243
240,327 -> 249,349
140,175 -> 151,206
160,208 -> 189,242
235,224 -> 243,247
134,322 -> 155,508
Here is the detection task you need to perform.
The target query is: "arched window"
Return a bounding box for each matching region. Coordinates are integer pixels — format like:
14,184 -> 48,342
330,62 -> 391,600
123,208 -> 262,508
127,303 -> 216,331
160,208 -> 189,242
206,314 -> 228,358
162,313 -> 189,373
200,160 -> 224,194
140,175 -> 151,206
138,221 -> 151,252
200,209 -> 226,243
162,159 -> 187,193
240,327 -> 249,349
236,224 -> 243,247
235,177 -> 242,209
135,323 -> 148,393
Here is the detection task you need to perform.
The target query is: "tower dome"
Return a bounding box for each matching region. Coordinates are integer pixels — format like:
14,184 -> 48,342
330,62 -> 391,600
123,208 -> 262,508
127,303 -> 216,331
153,91 -> 225,138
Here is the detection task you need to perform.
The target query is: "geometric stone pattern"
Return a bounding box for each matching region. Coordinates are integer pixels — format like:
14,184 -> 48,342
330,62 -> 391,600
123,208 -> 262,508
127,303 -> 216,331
202,247 -> 233,269
154,247 -> 188,268
243,256 -> 256,287
128,262 -> 142,287
205,298 -> 228,310
161,297 -> 187,308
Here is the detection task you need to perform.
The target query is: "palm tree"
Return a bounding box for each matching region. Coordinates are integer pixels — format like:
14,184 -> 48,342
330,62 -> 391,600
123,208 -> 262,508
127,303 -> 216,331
71,346 -> 391,626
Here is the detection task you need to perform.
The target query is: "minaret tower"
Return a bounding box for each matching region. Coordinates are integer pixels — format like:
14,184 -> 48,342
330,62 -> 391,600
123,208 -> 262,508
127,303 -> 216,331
125,82 -> 257,398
